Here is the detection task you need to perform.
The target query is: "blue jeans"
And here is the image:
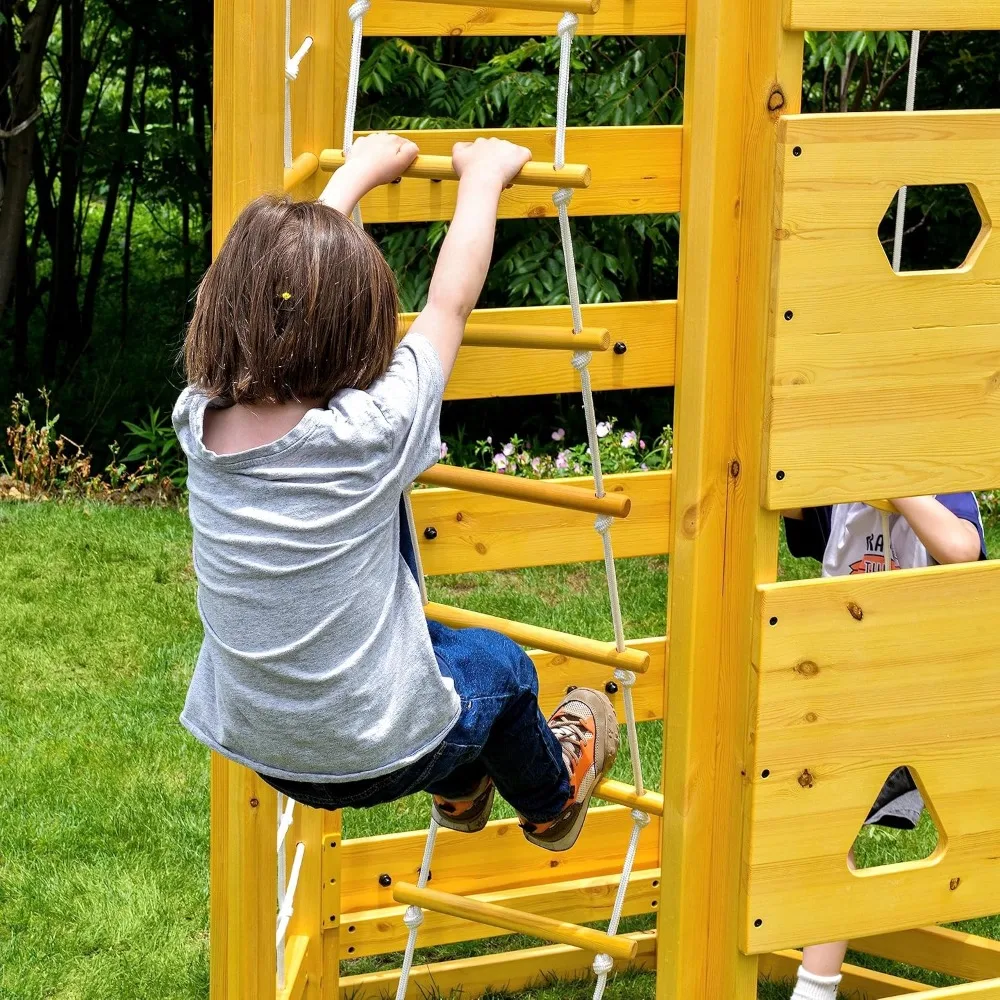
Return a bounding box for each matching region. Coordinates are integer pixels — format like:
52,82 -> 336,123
259,500 -> 571,823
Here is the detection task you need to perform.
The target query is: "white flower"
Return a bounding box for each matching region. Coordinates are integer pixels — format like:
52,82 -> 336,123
640,463 -> 648,471
486,436 -> 492,445
531,457 -> 541,472
596,421 -> 611,439
503,442 -> 515,457
555,451 -> 569,470
551,428 -> 566,441
621,431 -> 638,448
439,442 -> 449,459
493,453 -> 508,471
519,452 -> 530,463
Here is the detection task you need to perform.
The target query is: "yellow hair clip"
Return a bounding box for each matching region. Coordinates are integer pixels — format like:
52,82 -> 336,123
281,291 -> 292,301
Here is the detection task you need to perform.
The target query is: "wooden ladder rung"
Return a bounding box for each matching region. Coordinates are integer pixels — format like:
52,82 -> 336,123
320,150 -> 592,190
392,882 -> 638,960
425,602 -> 650,673
593,778 -> 664,817
463,324 -> 611,352
283,152 -> 320,192
783,498 -> 896,521
417,464 -> 631,519
392,0 -> 600,14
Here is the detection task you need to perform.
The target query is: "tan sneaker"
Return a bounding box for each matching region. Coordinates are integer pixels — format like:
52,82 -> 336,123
520,688 -> 619,852
432,777 -> 495,834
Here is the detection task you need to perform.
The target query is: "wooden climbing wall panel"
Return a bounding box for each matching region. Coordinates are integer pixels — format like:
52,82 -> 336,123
785,0 -> 1000,30
743,559 -> 1000,954
764,111 -> 1000,509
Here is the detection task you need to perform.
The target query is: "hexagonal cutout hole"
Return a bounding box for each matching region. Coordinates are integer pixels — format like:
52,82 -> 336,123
879,184 -> 987,272
850,766 -> 943,875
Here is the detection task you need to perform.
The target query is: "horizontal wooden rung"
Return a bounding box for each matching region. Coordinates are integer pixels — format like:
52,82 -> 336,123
425,602 -> 650,673
593,778 -> 663,816
320,149 -> 591,190
392,882 -> 638,960
394,0 -> 600,11
283,152 -> 319,192
416,464 -> 630,518
464,325 -> 611,352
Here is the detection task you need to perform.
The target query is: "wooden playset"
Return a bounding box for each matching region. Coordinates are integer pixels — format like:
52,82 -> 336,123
210,1 -> 1000,998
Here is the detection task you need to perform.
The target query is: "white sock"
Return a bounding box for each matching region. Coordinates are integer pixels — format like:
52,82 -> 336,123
790,966 -> 841,1000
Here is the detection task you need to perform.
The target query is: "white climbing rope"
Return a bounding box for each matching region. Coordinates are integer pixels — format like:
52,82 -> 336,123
551,14 -> 649,997
394,819 -> 440,1000
283,0 -> 314,170
891,30 -> 921,273
342,0 -> 372,226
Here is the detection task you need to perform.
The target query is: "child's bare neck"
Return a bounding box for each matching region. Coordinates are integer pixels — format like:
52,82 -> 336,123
203,397 -> 326,455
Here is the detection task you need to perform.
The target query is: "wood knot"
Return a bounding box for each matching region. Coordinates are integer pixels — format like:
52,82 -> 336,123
798,769 -> 815,788
767,86 -> 786,112
249,797 -> 259,808
847,602 -> 864,621
730,459 -> 741,479
526,205 -> 547,218
950,877 -> 962,891
794,660 -> 820,678
455,512 -> 464,522
804,712 -> 818,723
475,542 -> 487,554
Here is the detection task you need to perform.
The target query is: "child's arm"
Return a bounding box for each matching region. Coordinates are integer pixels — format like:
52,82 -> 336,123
408,138 -> 532,381
890,495 -> 983,564
318,132 -> 419,216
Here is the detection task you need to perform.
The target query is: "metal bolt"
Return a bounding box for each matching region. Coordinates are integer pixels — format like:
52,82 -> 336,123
776,470 -> 785,481
605,681 -> 619,695
613,341 -> 627,355
249,797 -> 259,808
784,310 -> 794,321
379,873 -> 392,887
792,146 -> 802,157
424,526 -> 438,540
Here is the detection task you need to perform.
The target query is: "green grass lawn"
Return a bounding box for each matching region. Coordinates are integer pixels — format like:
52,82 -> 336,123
1,502 -> 998,1000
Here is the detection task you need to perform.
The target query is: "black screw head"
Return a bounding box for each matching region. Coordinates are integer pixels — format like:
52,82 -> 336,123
423,526 -> 438,540
784,310 -> 793,321
613,341 -> 627,355
761,769 -> 771,779
378,873 -> 392,887
769,616 -> 778,626
792,146 -> 802,157
775,470 -> 785,481
605,681 -> 619,695
754,918 -> 763,928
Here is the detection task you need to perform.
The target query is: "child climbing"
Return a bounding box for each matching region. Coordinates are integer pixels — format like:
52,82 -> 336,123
173,132 -> 619,852
784,494 -> 987,1000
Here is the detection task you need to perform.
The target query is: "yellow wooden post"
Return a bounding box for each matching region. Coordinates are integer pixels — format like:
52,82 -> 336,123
321,811 -> 343,1000
211,1 -> 284,998
658,0 -> 802,997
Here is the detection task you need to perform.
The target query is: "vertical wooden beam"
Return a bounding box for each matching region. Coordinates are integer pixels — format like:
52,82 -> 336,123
288,806 -> 326,999
321,812 -> 344,1000
211,2 -> 284,998
657,0 -> 803,997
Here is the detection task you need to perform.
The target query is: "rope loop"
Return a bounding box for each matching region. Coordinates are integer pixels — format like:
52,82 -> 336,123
631,808 -> 651,829
592,953 -> 614,976
348,0 -> 371,21
557,11 -> 580,38
571,349 -> 592,371
285,37 -> 313,81
403,905 -> 424,930
552,186 -> 574,209
594,513 -> 614,535
613,668 -> 636,688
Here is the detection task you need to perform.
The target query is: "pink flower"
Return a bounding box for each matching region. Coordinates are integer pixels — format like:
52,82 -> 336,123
439,442 -> 449,459
639,439 -> 646,451
493,453 -> 508,471
621,431 -> 638,448
573,463 -> 583,473
531,457 -> 542,472
596,421 -> 611,439
551,428 -> 566,441
503,442 -> 515,457
555,451 -> 570,470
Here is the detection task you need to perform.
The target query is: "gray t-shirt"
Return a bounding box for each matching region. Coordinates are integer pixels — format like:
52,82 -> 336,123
173,333 -> 461,782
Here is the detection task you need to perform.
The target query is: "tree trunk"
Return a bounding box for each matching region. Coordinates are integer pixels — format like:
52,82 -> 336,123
0,0 -> 61,324
80,31 -> 140,345
121,56 -> 150,342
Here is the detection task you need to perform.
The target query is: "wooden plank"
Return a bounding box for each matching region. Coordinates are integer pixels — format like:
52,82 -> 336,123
320,811 -> 342,1000
744,560 -> 1000,953
363,0 -> 684,36
658,0 -> 803,996
532,637 -> 667,722
337,931 -> 658,1000
413,471 -> 670,575
287,805 -> 325,1000
760,950 -> 928,997
436,301 -> 676,400
346,127 -> 681,222
857,926 -> 1000,984
785,0 -> 1000,31
763,111 -> 1000,508
333,806 -> 660,915
278,935 -> 309,1000
888,983 -> 1000,1000
385,878 -> 647,959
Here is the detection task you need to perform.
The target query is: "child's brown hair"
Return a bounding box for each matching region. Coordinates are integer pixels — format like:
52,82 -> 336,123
184,195 -> 399,404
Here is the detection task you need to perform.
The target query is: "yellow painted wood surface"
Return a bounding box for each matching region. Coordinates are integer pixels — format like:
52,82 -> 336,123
287,805 -> 324,1000
594,778 -> 664,816
337,931 -> 658,1000
760,950 -> 927,997
416,464 -> 631,518
745,560 -> 1000,952
426,601 -> 651,671
363,0 -> 684,36
346,871 -> 653,958
532,637 -> 667,721
333,806 -> 660,915
390,881 -> 639,960
886,982 -> 1000,1000
659,0 -> 803,996
320,811 -> 342,1000
278,935 -> 309,1000
412,471 -> 669,575
435,301 -> 676,400
764,111 -> 1000,508
284,152 -> 320,192
394,0 -> 601,13
209,757 -> 277,1000
340,127 -> 680,222
453,325 -> 612,352
857,926 -> 1000,983
785,0 -> 1000,31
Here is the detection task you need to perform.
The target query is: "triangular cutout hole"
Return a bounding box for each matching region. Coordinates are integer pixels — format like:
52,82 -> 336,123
850,766 -> 944,875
